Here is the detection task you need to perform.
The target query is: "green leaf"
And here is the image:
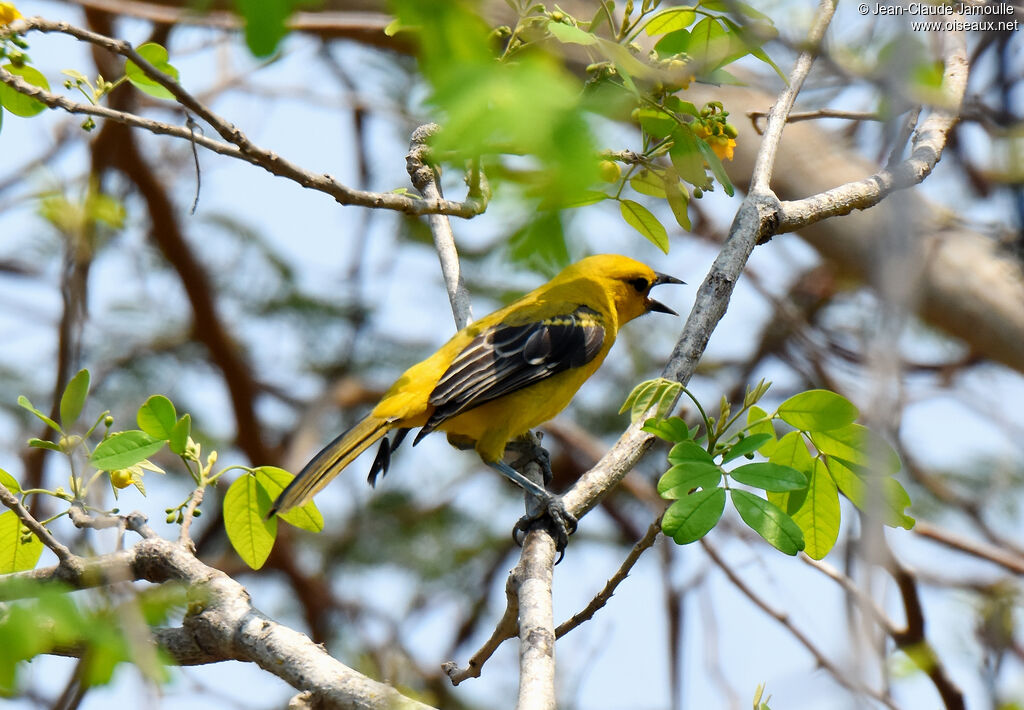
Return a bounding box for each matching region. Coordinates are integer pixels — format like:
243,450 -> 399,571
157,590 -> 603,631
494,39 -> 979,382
642,416 -> 692,442
664,96 -> 700,117
253,466 -> 324,533
789,459 -> 841,559
730,489 -> 804,555
634,108 -> 677,139
630,170 -> 667,198
17,395 -> 61,433
696,137 -> 735,196
137,395 -> 177,440
730,462 -> 806,492
746,405 -> 776,455
0,64 -> 50,117
766,431 -> 814,510
0,468 -> 21,494
124,43 -> 180,100
563,190 -> 610,208
686,16 -> 733,71
655,29 -> 691,56
59,369 -> 90,430
669,126 -> 708,186
658,462 -> 722,498
223,474 -> 277,569
664,177 -> 691,231
28,438 -> 62,452
169,414 -> 191,456
721,433 -> 773,463
827,459 -> 914,529
0,511 -> 43,574
645,7 -> 697,36
234,0 -> 294,56
620,199 -> 669,253
668,440 -> 715,465
662,487 -> 726,544
620,377 -> 681,422
90,431 -> 165,471
810,423 -> 901,474
777,390 -> 859,432
547,20 -> 598,45
506,211 -> 570,276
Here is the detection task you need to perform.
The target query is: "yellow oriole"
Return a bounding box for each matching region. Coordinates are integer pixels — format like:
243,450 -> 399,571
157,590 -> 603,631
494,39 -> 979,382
270,254 -> 682,545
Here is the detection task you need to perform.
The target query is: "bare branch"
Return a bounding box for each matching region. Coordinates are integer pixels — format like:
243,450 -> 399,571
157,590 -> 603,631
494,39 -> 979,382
1,536 -> 437,710
777,31 -> 968,232
913,519 -> 1024,576
701,539 -> 897,708
0,485 -> 75,566
178,487 -> 204,549
2,17 -> 484,218
747,108 -> 886,134
554,515 -> 662,639
750,0 -> 837,194
515,530 -> 557,710
442,566 -> 520,685
407,124 -> 475,329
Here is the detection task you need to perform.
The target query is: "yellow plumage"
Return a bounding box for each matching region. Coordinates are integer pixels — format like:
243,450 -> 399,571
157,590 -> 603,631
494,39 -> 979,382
271,254 -> 681,517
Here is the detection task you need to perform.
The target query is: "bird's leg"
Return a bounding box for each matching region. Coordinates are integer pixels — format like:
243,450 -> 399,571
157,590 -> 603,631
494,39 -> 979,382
494,433 -> 577,557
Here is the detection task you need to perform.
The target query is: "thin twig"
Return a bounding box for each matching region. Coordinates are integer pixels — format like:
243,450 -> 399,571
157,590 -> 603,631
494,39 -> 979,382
750,0 -> 837,194
554,515 -> 663,638
67,504 -> 158,539
2,18 -> 485,218
178,487 -> 205,549
748,108 -> 885,135
442,565 -> 520,685
701,539 -> 898,709
882,545 -> 967,710
407,123 -> 474,329
912,519 -> 1024,576
0,485 -> 75,566
777,30 -> 968,232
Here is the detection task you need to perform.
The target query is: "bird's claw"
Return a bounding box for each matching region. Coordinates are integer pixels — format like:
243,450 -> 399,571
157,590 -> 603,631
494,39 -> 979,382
513,494 -> 578,562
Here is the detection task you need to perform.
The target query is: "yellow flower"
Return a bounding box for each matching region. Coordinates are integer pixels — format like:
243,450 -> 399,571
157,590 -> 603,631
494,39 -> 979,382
0,2 -> 22,25
693,123 -> 737,162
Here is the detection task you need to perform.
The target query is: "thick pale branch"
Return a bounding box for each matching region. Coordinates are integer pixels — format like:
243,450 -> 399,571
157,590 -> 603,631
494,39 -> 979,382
1,537 -> 435,710
3,17 -> 484,218
515,531 -> 557,710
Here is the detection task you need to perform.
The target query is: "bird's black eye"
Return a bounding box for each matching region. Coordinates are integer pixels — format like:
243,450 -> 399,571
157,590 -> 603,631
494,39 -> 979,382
629,277 -> 649,293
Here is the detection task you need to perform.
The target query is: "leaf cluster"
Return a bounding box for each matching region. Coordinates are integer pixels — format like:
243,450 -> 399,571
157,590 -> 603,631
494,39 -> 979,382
634,381 -> 914,558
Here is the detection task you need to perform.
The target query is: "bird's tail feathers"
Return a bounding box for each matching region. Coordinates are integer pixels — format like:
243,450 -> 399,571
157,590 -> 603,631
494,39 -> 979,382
270,415 -> 393,517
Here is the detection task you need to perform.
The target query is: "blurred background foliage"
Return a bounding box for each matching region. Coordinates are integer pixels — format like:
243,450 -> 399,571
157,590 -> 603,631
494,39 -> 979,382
1,0 -> 1023,709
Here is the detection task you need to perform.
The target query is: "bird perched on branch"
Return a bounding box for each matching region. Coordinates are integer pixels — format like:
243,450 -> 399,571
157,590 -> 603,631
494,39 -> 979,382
270,254 -> 683,550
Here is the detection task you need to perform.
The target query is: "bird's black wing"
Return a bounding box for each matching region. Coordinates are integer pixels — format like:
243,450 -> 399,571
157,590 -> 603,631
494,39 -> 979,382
414,306 -> 605,443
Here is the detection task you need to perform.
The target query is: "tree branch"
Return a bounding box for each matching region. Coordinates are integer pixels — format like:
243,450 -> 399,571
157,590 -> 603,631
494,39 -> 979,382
776,31 -> 968,233
407,123 -> 475,329
515,530 -> 557,710
2,17 -> 485,218
442,563 -> 520,685
0,485 -> 75,566
702,539 -> 897,708
554,515 -> 662,639
1,536 -> 437,710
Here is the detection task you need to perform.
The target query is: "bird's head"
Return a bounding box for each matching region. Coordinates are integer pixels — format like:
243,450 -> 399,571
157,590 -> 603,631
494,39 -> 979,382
561,254 -> 684,324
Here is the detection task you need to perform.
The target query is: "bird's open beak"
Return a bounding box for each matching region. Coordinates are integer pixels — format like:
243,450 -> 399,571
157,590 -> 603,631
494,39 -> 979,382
647,272 -> 685,315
